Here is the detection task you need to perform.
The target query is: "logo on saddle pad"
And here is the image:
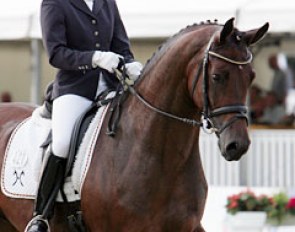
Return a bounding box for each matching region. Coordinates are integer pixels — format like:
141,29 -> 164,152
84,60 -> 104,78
11,150 -> 28,168
1,104 -> 110,201
13,170 -> 25,186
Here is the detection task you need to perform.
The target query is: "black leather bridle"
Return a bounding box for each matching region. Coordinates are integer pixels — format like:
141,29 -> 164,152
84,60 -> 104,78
115,31 -> 252,136
191,32 -> 252,135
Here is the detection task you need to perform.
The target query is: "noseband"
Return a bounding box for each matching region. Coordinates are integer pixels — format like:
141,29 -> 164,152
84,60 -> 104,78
116,31 -> 252,136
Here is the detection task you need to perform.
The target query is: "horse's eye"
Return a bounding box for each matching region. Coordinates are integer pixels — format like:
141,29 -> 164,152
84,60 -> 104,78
212,74 -> 221,82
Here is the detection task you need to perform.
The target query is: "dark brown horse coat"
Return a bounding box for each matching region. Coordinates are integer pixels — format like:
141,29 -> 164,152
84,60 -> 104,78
0,19 -> 268,231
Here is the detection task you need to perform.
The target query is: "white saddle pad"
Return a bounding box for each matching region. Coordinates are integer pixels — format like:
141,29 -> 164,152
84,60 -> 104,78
1,98 -> 111,202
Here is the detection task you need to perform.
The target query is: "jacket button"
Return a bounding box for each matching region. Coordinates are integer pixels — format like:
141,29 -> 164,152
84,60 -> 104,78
95,43 -> 100,48
94,31 -> 99,36
92,19 -> 96,24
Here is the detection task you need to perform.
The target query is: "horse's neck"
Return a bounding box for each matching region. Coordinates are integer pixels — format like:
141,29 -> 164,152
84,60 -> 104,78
138,38 -> 198,115
136,26 -> 215,113
126,38 -> 204,166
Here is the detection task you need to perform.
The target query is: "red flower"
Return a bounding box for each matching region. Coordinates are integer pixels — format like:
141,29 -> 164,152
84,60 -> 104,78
287,198 -> 295,209
228,194 -> 239,201
287,198 -> 295,216
228,200 -> 238,209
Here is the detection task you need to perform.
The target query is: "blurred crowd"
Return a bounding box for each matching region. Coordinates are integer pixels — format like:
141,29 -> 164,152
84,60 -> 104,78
250,53 -> 295,126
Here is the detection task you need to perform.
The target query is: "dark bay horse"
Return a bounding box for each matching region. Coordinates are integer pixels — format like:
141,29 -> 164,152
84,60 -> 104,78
0,18 -> 268,231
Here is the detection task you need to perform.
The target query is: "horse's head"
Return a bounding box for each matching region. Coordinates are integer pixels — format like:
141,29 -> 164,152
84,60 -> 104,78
189,18 -> 269,161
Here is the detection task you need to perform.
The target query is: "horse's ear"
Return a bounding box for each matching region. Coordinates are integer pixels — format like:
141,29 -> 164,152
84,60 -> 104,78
220,18 -> 235,43
243,22 -> 269,46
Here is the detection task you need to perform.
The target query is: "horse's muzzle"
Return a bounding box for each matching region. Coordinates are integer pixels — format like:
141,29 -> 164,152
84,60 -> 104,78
219,137 -> 250,161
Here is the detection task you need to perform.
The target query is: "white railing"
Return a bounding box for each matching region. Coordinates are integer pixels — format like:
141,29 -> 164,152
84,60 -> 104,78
199,132 -> 241,186
199,129 -> 295,187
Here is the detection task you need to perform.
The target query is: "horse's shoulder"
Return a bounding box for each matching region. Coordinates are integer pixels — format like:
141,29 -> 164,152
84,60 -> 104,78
0,102 -> 35,112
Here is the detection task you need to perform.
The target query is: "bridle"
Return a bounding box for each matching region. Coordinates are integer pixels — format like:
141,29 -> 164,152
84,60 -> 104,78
115,31 -> 252,136
191,31 -> 252,135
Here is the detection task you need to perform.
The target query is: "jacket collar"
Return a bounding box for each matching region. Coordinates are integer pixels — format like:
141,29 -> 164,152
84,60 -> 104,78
92,0 -> 104,15
70,0 -> 104,17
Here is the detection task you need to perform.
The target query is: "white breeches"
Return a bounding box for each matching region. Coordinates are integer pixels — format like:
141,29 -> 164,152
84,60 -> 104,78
51,95 -> 92,158
51,74 -> 107,158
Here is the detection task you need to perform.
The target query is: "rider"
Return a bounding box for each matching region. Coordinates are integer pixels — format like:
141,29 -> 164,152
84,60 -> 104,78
25,0 -> 142,231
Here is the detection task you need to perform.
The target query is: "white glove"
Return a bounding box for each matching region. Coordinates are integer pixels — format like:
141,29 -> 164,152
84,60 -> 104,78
92,51 -> 122,73
125,61 -> 143,81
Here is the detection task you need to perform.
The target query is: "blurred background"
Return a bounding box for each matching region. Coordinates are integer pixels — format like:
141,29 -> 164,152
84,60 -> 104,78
1,0 -> 295,231
1,0 -> 295,106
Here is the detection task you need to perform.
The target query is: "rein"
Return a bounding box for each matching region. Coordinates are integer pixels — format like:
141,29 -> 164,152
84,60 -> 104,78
114,69 -> 202,127
116,31 -> 252,135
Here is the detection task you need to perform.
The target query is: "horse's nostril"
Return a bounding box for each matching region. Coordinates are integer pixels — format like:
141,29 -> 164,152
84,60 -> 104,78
226,142 -> 238,152
222,139 -> 250,161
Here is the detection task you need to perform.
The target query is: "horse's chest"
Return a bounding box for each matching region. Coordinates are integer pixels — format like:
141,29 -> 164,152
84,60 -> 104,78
110,175 -> 207,231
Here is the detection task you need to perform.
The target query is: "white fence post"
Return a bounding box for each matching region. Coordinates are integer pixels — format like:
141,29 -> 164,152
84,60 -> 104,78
199,129 -> 295,187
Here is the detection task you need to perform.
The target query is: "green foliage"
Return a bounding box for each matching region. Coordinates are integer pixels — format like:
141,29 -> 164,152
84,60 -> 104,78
226,190 -> 295,225
268,193 -> 289,224
226,190 -> 274,215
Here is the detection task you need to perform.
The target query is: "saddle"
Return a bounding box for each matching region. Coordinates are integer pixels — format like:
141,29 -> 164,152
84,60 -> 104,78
40,89 -> 127,177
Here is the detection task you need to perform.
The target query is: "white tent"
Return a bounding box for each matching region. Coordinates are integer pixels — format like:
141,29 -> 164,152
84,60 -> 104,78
1,0 -> 295,40
0,0 -> 41,40
0,0 -> 248,40
237,0 -> 295,33
117,0 -> 247,38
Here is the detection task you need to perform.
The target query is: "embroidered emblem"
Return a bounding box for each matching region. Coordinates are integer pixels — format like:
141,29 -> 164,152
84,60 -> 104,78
13,170 -> 25,186
10,150 -> 28,168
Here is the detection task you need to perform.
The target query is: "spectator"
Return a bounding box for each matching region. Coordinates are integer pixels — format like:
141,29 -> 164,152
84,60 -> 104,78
285,89 -> 295,126
269,53 -> 293,104
249,85 -> 265,122
256,91 -> 286,124
1,91 -> 12,102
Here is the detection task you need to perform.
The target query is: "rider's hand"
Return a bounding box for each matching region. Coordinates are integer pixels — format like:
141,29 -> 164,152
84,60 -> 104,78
92,51 -> 122,73
125,61 -> 143,81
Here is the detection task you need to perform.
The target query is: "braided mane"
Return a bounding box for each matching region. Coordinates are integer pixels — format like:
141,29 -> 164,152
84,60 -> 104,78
141,20 -> 222,74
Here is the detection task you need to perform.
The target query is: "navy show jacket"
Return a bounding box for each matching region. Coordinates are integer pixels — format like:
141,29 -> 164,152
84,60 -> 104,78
41,0 -> 134,100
